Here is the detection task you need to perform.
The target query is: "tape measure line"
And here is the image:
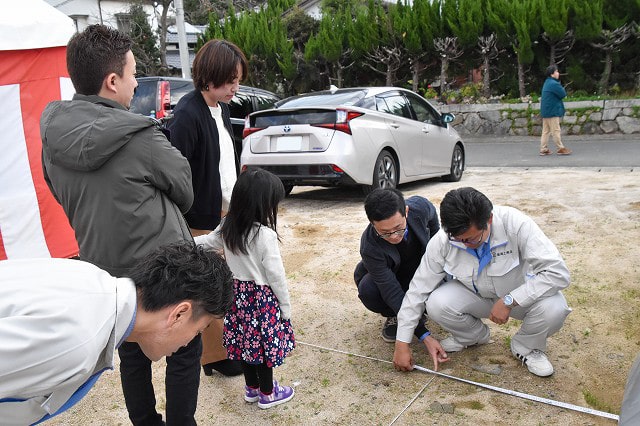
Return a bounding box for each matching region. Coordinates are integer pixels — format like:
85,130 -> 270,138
388,375 -> 436,425
412,365 -> 619,421
298,341 -> 619,422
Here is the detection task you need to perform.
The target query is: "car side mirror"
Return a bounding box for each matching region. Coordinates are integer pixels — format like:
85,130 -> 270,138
441,113 -> 455,124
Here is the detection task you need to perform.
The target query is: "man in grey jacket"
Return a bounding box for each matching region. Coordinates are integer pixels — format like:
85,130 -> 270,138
41,25 -> 198,425
393,187 -> 571,377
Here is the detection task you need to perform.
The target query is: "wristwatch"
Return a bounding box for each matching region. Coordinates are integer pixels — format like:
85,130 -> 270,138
503,294 -> 515,307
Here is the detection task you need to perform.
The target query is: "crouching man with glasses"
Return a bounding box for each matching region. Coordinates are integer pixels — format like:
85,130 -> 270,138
354,189 -> 440,344
393,187 -> 571,377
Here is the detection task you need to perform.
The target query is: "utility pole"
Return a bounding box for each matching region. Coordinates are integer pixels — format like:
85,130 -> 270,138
174,0 -> 191,79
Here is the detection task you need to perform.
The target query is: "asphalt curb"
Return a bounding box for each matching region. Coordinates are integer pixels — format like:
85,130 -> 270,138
463,134 -> 640,143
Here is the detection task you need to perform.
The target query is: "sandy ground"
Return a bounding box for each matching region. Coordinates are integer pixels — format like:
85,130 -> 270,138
51,166 -> 639,426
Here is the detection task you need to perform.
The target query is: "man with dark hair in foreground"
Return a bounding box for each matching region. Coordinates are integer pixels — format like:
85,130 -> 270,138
0,242 -> 233,426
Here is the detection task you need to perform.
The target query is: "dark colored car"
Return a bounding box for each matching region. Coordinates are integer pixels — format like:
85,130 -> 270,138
130,76 -> 280,152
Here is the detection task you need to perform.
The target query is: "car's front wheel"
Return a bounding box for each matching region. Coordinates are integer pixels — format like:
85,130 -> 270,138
441,144 -> 464,182
363,150 -> 397,194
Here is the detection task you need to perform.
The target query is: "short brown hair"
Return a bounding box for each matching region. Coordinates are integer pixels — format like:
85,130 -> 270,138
66,24 -> 132,95
192,39 -> 248,91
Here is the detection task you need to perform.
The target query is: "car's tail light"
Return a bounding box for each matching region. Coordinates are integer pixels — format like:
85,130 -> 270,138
243,116 -> 264,138
331,164 -> 344,173
156,81 -> 171,119
312,109 -> 364,135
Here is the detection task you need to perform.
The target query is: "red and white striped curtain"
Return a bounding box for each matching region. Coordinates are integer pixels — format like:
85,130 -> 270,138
0,46 -> 78,259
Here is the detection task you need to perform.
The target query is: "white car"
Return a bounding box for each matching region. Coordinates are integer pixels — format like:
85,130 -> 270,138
240,87 -> 465,194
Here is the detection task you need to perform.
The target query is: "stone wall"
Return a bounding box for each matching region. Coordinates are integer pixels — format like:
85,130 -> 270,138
439,99 -> 640,136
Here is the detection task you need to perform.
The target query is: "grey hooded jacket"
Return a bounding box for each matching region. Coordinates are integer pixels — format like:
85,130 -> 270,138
41,94 -> 193,276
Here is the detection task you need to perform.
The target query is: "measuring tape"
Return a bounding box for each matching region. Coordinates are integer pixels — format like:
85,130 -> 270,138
411,364 -> 619,421
298,341 -> 619,422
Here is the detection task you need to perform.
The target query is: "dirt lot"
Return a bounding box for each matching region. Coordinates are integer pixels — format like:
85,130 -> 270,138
52,167 -> 639,426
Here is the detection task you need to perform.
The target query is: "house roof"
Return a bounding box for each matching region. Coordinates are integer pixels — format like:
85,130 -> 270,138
166,50 -> 196,69
166,22 -> 203,45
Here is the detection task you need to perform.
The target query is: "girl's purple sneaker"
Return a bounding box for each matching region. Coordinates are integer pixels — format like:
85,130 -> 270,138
257,380 -> 294,409
244,385 -> 260,403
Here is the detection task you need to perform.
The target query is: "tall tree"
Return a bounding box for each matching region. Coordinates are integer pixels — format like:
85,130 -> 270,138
200,0 -> 295,91
540,0 -> 574,65
487,0 -> 540,98
129,3 -> 162,75
433,37 -> 464,95
590,23 -> 633,94
477,33 -> 500,97
570,0 -> 603,41
398,0 -> 438,92
305,6 -> 354,88
350,0 -> 404,86
443,0 -> 484,48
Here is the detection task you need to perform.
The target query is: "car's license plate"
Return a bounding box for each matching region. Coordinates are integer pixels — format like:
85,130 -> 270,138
276,136 -> 302,151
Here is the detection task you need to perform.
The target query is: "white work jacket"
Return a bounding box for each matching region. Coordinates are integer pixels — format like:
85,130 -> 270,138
397,206 -> 570,343
0,258 -> 136,425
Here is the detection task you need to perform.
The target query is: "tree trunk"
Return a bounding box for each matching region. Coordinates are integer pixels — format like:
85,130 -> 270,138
159,5 -> 169,69
440,58 -> 449,96
549,44 -> 556,66
518,59 -> 526,99
386,66 -> 393,87
597,50 -> 613,95
483,55 -> 490,98
337,66 -> 343,88
411,60 -> 420,93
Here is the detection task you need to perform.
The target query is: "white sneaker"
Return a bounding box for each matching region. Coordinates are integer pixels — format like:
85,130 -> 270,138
511,346 -> 554,377
440,336 -> 465,352
440,334 -> 491,352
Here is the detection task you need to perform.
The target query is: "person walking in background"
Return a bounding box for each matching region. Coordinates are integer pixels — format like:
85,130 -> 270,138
167,39 -> 249,378
0,242 -> 233,426
354,189 -> 440,344
195,169 -> 296,409
540,64 -> 572,156
41,25 -> 199,425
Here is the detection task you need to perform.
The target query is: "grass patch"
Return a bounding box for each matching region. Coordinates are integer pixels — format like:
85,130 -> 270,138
582,389 -> 616,414
457,400 -> 485,410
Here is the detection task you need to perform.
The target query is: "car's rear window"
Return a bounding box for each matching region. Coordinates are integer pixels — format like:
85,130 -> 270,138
229,92 -> 253,119
253,110 -> 337,127
169,80 -> 193,107
277,90 -> 366,108
130,81 -> 156,116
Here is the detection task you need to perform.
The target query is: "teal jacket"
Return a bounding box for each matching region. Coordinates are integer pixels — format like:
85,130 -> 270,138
540,77 -> 566,118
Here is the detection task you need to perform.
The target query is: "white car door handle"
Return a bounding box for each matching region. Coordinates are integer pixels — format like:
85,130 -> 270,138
389,123 -> 400,129
422,127 -> 430,133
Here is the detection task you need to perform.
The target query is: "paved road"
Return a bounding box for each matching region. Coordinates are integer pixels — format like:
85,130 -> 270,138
463,134 -> 639,168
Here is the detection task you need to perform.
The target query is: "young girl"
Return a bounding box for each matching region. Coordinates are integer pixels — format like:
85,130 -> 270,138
194,168 -> 295,409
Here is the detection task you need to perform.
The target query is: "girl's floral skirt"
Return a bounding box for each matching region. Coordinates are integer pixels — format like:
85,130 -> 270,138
223,279 -> 295,367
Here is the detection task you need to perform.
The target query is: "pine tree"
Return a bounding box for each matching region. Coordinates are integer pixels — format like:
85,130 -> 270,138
129,4 -> 161,76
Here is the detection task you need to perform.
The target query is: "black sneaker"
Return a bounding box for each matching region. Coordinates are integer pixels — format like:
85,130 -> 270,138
381,316 -> 397,343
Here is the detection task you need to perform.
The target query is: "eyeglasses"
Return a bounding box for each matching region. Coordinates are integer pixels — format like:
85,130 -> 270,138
448,228 -> 486,245
375,226 -> 407,240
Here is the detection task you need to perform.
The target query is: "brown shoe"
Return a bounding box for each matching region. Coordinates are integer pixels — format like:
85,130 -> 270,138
556,147 -> 572,155
539,149 -> 551,156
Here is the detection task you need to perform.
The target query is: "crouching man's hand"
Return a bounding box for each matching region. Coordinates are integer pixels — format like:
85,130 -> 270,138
393,341 -> 414,371
423,335 -> 449,371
